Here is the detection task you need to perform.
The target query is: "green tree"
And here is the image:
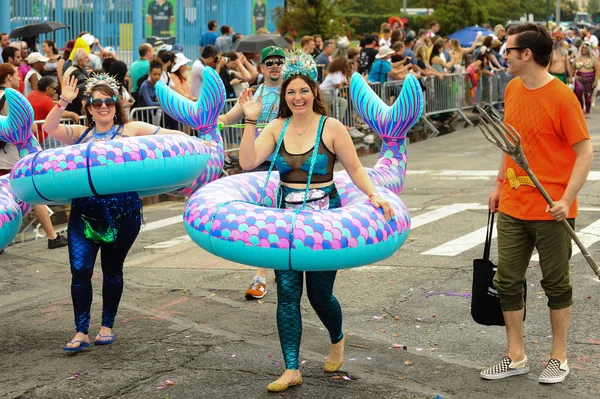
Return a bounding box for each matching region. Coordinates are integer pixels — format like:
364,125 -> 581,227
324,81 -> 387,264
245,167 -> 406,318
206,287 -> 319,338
589,0 -> 600,15
272,0 -> 355,38
429,0 -> 488,34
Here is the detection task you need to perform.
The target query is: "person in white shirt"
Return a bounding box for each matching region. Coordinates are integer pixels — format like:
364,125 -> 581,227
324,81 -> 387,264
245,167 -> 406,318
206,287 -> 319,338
24,52 -> 49,96
379,28 -> 392,47
320,57 -> 352,122
190,45 -> 223,98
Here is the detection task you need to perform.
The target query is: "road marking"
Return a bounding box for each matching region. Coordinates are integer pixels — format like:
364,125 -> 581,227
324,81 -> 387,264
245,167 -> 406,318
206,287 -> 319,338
145,234 -> 191,249
422,226 -> 497,256
141,216 -> 182,232
411,203 -> 481,229
531,219 -> 600,262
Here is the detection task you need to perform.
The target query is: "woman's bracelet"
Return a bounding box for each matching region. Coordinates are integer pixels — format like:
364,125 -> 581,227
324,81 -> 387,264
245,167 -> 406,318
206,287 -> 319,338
245,119 -> 258,125
59,96 -> 72,104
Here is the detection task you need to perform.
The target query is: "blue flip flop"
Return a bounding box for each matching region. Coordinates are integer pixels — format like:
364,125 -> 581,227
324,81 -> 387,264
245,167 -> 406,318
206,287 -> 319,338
63,340 -> 91,352
94,333 -> 115,346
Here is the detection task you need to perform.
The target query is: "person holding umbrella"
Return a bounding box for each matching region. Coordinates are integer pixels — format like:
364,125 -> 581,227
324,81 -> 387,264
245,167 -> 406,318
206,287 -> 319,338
218,46 -> 285,300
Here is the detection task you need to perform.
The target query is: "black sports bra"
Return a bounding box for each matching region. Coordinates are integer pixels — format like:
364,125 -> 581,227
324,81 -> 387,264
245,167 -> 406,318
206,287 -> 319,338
274,116 -> 336,184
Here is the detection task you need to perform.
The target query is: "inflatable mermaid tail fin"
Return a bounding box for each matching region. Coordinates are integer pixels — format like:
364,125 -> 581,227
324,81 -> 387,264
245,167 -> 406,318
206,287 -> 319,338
349,73 -> 423,194
155,67 -> 226,142
0,88 -> 35,144
0,88 -> 41,157
350,73 -> 423,144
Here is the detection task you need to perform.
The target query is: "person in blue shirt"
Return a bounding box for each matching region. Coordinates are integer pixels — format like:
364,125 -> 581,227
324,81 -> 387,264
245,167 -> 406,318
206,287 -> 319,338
136,59 -> 164,125
368,46 -> 394,85
198,20 -> 218,54
403,35 -> 418,66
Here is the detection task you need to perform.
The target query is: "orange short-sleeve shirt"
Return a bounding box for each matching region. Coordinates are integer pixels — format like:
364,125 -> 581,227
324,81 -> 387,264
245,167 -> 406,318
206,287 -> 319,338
498,77 -> 590,220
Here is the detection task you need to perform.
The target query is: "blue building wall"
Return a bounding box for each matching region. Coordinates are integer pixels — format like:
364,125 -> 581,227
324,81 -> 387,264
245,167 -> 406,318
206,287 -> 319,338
5,0 -> 285,63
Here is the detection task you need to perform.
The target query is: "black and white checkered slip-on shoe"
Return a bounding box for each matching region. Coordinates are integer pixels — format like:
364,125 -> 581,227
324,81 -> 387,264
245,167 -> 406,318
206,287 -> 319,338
539,358 -> 569,384
480,356 -> 529,380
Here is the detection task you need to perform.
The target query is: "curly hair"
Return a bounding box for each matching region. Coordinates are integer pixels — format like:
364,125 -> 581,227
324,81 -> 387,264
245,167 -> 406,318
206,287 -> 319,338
277,74 -> 328,118
84,83 -> 128,128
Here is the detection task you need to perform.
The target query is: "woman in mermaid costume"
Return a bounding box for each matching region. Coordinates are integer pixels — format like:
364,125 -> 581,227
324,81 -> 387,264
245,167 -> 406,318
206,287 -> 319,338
237,50 -> 395,392
43,74 -> 187,352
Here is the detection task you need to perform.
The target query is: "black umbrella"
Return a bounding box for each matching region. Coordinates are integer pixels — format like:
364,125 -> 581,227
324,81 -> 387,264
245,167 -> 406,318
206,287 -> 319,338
9,21 -> 69,38
230,34 -> 289,53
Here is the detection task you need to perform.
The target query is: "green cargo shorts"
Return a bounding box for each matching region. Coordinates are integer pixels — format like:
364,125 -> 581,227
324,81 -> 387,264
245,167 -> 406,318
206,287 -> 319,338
494,212 -> 574,311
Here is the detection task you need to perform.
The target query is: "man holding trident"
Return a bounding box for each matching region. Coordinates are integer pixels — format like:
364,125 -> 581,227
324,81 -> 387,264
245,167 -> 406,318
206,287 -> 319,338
481,23 -> 593,384
218,46 -> 285,300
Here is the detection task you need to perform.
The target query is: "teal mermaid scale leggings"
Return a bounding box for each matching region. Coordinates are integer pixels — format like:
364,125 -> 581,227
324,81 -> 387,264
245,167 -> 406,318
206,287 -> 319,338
275,184 -> 343,370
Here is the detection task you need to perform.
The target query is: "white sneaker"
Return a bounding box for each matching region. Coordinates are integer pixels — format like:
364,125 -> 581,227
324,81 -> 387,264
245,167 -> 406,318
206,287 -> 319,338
539,358 -> 569,384
480,356 -> 529,380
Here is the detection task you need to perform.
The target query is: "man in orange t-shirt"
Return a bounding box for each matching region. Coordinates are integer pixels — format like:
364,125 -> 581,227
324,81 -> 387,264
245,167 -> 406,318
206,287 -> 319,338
481,24 -> 593,384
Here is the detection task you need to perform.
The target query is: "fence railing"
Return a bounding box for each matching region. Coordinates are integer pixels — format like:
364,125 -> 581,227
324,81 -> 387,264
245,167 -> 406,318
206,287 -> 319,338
29,71 -> 512,153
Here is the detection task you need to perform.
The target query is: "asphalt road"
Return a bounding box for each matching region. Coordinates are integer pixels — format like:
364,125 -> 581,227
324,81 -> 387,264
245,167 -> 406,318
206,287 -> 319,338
1,110 -> 600,399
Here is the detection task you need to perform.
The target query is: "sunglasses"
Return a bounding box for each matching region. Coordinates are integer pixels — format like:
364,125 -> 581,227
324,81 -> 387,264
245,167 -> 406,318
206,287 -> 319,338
90,97 -> 117,109
264,60 -> 284,68
505,47 -> 527,55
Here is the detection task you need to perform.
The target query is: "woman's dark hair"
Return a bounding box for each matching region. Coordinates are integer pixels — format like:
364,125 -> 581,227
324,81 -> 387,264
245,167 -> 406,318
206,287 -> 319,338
84,84 -> 128,127
43,40 -> 59,56
429,42 -> 444,64
482,36 -> 493,48
0,63 -> 16,85
109,60 -> 128,89
328,57 -> 351,77
223,52 -> 238,62
476,47 -> 491,63
102,58 -> 116,74
391,29 -> 403,46
277,74 -> 328,118
150,58 -> 164,71
160,51 -> 176,71
506,23 -> 553,67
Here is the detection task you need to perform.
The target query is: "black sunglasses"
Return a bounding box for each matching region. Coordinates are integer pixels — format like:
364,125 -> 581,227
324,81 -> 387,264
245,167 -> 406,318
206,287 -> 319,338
264,60 -> 284,68
505,47 -> 527,55
90,97 -> 117,109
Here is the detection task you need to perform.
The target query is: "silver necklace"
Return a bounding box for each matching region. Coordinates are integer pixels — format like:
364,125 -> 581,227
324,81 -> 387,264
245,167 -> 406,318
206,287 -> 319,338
292,113 -> 316,135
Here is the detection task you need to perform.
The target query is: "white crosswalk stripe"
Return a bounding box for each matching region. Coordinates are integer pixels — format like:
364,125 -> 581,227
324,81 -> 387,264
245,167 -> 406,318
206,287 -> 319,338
421,226 -> 497,257
144,234 -> 190,249
531,219 -> 600,262
140,204 -> 600,257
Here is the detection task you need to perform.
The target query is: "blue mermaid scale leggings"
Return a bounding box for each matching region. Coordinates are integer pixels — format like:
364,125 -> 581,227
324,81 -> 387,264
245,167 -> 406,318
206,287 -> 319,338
68,204 -> 141,334
275,184 -> 344,370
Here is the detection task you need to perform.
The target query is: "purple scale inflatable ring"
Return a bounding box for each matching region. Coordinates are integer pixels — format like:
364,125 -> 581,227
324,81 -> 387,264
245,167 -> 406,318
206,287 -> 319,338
9,68 -> 228,205
0,68 -> 226,250
183,73 -> 424,271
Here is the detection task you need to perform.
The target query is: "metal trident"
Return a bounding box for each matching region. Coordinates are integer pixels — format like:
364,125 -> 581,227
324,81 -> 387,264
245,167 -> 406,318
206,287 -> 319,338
477,106 -> 600,278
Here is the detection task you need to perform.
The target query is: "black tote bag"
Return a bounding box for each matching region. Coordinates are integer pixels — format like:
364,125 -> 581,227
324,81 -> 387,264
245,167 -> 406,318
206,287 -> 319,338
471,212 -> 526,326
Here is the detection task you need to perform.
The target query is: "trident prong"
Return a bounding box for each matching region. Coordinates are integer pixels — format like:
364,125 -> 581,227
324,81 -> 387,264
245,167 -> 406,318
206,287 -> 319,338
476,106 -> 600,279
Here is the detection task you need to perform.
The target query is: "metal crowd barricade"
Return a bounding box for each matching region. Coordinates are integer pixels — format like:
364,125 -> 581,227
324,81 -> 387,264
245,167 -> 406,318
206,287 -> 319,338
32,116 -> 87,150
220,98 -> 241,155
22,70 -> 513,158
422,74 -> 473,137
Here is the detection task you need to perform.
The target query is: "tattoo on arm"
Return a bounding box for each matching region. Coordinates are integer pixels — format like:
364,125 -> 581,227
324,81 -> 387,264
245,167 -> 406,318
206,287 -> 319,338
65,125 -> 74,144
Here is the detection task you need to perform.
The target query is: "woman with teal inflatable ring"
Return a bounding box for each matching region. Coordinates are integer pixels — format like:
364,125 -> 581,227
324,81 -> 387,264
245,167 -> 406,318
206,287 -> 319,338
44,74 -> 188,353
237,50 -> 395,392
